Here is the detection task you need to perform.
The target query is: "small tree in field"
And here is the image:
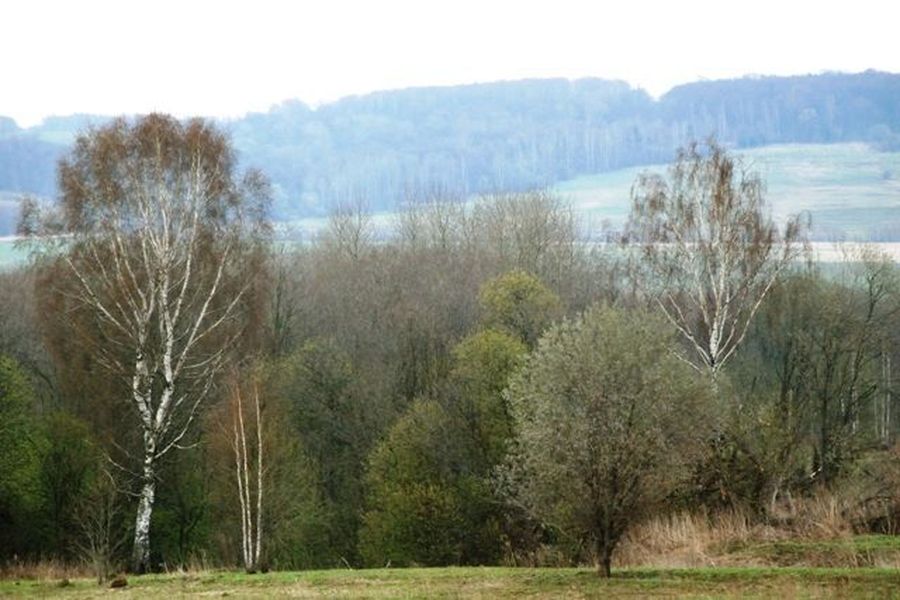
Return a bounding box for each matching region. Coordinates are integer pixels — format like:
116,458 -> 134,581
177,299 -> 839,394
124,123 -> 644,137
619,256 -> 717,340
626,141 -> 806,377
20,114 -> 270,572
500,305 -> 712,577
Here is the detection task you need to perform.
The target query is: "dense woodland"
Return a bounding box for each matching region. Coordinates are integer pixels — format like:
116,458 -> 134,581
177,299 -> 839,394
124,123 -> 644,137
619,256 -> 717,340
1,115 -> 900,579
0,70 -> 899,229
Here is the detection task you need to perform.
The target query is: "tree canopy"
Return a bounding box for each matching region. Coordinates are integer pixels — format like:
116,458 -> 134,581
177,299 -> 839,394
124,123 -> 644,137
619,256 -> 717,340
501,305 -> 714,576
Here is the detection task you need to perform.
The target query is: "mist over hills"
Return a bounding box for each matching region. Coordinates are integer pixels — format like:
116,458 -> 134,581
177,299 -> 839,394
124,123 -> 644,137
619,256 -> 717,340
0,70 -> 898,229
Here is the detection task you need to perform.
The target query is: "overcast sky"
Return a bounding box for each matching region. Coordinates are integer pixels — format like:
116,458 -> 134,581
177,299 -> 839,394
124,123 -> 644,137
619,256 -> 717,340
2,0 -> 897,127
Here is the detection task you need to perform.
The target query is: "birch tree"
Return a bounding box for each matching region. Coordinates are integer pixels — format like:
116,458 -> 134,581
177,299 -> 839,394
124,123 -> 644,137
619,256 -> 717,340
21,114 -> 270,572
230,374 -> 264,572
626,141 -> 807,377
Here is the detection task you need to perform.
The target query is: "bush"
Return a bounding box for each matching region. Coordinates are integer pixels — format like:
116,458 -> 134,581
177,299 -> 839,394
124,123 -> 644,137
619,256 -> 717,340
359,400 -> 499,566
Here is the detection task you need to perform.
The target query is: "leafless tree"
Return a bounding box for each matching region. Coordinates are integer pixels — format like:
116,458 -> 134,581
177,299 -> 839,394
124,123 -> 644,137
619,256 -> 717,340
75,467 -> 127,584
322,199 -> 372,260
626,140 -> 807,377
395,193 -> 468,253
20,114 -> 270,572
472,191 -> 578,289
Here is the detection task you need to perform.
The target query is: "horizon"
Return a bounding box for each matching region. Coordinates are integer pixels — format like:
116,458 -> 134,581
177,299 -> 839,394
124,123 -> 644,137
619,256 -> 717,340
4,0 -> 898,127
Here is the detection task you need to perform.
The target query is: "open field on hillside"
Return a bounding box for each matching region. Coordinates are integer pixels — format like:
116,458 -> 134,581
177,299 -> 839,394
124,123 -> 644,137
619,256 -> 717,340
556,143 -> 900,240
3,566 -> 900,599
0,236 -> 32,269
0,194 -> 18,234
0,237 -> 25,269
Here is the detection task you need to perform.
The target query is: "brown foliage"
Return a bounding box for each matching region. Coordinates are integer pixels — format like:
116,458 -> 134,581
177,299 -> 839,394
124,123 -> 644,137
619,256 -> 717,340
627,140 -> 807,375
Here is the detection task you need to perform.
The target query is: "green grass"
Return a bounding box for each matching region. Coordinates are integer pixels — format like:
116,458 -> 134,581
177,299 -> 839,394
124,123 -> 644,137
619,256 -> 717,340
2,566 -> 900,598
725,535 -> 900,567
554,142 -> 900,240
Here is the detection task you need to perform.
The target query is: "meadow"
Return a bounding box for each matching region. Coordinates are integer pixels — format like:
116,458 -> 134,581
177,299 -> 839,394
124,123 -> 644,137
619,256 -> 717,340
555,142 -> 900,240
0,238 -> 27,270
3,565 -> 899,598
5,515 -> 900,598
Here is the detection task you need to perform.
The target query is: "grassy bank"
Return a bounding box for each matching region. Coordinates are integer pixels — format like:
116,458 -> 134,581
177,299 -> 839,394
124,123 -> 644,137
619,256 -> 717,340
3,566 -> 899,598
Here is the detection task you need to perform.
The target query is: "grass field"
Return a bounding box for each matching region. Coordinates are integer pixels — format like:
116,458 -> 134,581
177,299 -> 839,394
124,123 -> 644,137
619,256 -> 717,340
4,496 -> 899,598
3,566 -> 900,598
555,143 -> 900,240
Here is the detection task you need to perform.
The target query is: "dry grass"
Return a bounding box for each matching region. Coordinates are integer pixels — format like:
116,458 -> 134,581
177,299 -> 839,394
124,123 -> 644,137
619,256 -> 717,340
618,508 -> 760,568
769,489 -> 857,538
0,558 -> 89,581
0,552 -> 218,586
5,498 -> 893,584
617,491 -> 900,569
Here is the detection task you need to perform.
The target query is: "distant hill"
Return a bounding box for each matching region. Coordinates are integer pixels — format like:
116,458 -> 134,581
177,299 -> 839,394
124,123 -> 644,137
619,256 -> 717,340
0,71 -> 898,224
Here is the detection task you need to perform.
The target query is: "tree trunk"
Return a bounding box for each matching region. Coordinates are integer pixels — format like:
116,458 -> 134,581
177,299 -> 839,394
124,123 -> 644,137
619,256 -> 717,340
599,549 -> 612,578
597,535 -> 613,578
233,382 -> 264,573
131,458 -> 156,573
254,384 -> 263,570
882,351 -> 892,446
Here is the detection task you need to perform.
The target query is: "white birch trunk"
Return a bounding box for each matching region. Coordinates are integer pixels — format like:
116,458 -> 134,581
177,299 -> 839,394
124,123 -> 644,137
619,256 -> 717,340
883,353 -> 888,443
254,383 -> 263,569
232,381 -> 264,571
132,438 -> 156,573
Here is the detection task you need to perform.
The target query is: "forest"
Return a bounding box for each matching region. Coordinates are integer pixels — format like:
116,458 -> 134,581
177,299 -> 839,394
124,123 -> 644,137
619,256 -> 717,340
2,113 -> 900,587
0,70 -> 899,228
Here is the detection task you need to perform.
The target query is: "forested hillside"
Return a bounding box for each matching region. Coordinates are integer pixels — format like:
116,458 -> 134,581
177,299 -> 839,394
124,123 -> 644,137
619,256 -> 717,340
0,71 -> 897,225
5,116 -> 900,584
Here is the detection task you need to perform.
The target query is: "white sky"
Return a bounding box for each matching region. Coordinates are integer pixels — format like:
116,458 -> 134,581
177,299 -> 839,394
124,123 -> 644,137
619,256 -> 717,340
2,0 -> 897,127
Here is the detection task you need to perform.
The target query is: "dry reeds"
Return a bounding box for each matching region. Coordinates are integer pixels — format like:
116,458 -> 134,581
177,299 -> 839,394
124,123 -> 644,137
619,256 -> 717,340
616,489 -> 900,569
0,558 -> 88,581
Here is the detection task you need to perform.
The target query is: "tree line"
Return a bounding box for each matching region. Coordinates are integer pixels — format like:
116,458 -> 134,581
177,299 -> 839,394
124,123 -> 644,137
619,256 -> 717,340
1,116 -> 899,579
0,71 -> 898,228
